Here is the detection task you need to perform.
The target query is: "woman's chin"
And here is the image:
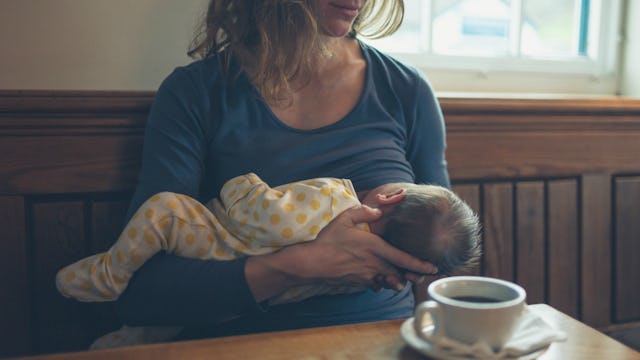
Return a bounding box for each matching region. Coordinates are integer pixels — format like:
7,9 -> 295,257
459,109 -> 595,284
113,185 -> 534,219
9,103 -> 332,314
320,22 -> 354,38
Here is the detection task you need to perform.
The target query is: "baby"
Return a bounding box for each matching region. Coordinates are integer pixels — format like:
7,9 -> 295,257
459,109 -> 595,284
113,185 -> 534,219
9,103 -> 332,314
56,172 -> 481,348
56,172 -> 481,305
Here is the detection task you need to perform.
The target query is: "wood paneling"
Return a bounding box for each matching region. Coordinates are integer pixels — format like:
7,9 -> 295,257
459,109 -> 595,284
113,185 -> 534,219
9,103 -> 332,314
614,177 -> 640,322
482,183 -> 514,281
0,135 -> 143,194
0,90 -> 153,113
0,91 -> 147,195
446,131 -> 640,180
91,199 -> 130,253
581,174 -> 612,327
439,96 -> 640,115
442,97 -> 640,181
32,201 -> 93,353
451,184 -> 482,276
451,184 -> 481,213
0,196 -> 30,358
515,182 -> 545,304
3,91 -> 640,357
547,179 -> 580,319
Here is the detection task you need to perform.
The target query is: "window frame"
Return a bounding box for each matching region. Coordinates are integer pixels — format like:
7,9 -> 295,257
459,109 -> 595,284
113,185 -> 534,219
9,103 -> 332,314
364,0 -> 625,95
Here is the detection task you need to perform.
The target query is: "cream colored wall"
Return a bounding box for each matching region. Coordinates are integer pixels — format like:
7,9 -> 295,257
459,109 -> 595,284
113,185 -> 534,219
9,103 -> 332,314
621,0 -> 640,96
0,0 -> 208,91
1,0 -> 638,94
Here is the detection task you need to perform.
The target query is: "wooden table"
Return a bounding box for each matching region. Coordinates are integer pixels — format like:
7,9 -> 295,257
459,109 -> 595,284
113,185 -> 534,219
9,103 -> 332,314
12,304 -> 639,360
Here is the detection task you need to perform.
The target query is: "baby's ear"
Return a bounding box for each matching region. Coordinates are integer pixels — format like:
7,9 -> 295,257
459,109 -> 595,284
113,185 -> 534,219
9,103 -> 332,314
375,188 -> 407,205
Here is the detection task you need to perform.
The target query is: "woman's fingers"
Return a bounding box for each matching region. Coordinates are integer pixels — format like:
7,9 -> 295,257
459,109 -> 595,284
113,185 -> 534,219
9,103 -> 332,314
340,205 -> 438,276
341,205 -> 439,291
368,236 -> 439,275
298,204 -> 438,292
380,274 -> 405,291
404,272 -> 428,284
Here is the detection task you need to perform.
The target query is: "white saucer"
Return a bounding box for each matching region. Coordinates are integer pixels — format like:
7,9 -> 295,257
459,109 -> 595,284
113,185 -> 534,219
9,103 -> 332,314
400,317 -> 548,360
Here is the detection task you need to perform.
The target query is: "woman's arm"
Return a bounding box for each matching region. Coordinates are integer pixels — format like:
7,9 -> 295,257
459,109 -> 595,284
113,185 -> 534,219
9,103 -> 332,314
245,205 -> 438,302
116,253 -> 261,325
118,207 -> 436,325
405,73 -> 451,188
116,68 -> 266,326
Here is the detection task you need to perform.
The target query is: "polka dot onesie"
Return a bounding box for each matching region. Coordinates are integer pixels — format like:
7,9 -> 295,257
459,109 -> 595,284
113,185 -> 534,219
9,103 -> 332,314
56,173 -> 368,305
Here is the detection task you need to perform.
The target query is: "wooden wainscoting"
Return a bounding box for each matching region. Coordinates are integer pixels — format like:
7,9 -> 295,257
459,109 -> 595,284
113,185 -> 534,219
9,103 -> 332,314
1,91 -> 640,357
0,91 -> 150,357
443,96 -> 640,330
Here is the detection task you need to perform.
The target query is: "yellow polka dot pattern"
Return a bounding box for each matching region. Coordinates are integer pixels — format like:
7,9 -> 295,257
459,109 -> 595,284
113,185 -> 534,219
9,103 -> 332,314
282,228 -> 293,239
217,173 -> 361,249
55,191 -> 250,302
55,174 -> 362,304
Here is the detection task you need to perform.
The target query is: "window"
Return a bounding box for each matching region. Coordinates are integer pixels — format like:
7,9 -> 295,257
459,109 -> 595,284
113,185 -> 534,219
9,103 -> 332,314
364,0 -> 624,95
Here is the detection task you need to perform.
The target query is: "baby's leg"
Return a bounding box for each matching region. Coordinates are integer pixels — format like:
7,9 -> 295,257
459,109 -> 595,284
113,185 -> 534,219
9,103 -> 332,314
56,192 -> 229,301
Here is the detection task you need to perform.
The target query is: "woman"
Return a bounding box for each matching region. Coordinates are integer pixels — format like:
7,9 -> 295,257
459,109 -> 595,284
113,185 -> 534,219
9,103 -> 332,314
115,0 -> 449,339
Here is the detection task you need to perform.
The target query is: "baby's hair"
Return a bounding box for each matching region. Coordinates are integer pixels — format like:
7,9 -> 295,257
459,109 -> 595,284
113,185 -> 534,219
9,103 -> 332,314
381,184 -> 482,275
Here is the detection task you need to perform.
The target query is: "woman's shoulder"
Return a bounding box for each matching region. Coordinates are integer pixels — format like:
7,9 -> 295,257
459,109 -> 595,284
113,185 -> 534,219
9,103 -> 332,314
153,55 -> 254,116
358,40 -> 437,114
358,41 -> 436,106
359,41 -> 428,87
159,56 -> 228,93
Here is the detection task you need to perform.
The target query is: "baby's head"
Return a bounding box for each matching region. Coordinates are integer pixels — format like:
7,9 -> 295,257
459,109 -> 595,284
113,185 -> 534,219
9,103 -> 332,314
362,183 -> 481,275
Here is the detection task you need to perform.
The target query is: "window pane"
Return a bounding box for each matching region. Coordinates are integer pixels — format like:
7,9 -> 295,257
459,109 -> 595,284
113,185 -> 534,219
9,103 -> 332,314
432,0 -> 512,56
521,0 -> 582,57
365,0 -> 424,53
363,0 -> 601,67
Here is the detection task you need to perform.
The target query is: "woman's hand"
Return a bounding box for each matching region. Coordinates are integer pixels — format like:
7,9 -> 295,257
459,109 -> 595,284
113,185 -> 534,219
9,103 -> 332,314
245,205 -> 438,302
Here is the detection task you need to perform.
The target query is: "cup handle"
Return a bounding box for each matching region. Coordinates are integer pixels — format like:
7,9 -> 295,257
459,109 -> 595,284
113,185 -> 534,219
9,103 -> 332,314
414,300 -> 444,342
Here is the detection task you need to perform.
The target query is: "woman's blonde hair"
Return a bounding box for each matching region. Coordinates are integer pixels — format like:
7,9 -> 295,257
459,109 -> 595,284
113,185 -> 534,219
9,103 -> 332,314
188,0 -> 404,105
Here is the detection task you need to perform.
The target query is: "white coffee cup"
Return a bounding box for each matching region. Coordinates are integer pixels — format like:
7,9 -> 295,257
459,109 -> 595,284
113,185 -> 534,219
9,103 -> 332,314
414,276 -> 527,351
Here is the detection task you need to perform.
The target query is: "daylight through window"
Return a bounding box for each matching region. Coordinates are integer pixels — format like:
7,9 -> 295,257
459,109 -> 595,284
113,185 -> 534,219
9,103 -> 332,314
363,0 -> 623,94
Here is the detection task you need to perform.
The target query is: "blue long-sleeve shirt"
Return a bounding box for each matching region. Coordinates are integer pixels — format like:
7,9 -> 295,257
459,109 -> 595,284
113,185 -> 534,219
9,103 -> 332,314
115,41 -> 450,337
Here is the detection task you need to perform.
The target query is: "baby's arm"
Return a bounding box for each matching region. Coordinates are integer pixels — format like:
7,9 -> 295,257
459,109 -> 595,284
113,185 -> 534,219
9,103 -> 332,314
219,173 -> 363,249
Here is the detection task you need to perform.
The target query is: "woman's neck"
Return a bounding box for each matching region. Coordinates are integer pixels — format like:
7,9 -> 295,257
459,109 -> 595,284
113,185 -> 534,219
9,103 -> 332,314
268,35 -> 365,130
311,36 -> 358,73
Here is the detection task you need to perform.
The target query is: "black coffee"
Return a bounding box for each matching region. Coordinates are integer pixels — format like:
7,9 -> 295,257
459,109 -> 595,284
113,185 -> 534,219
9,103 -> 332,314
450,295 -> 502,303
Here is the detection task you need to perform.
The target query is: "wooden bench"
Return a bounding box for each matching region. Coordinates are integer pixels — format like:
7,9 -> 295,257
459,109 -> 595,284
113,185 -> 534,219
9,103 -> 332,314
2,91 -> 640,357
